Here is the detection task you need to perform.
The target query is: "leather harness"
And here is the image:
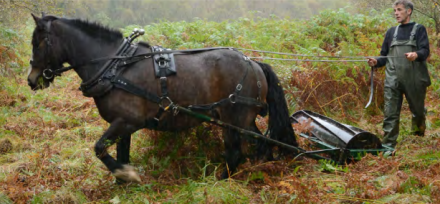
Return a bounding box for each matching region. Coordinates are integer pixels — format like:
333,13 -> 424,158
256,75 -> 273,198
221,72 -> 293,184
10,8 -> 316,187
37,25 -> 267,128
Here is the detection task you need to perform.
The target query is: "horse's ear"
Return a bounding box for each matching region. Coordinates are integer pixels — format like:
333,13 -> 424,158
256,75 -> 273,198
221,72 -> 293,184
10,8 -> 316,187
31,13 -> 41,25
31,13 -> 52,31
41,12 -> 46,18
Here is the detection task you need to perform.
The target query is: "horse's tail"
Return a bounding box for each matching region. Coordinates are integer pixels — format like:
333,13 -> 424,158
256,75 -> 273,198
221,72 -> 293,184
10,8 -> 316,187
256,61 -> 298,153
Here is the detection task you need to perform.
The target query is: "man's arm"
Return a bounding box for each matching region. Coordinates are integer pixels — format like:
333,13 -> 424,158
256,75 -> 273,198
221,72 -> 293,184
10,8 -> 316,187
415,25 -> 430,61
375,29 -> 392,67
405,25 -> 430,61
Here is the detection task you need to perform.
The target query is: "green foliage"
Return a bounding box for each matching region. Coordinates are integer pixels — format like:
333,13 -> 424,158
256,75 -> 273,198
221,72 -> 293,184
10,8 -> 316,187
30,187 -> 88,204
0,24 -> 22,76
0,192 -> 13,204
318,159 -> 349,173
399,176 -> 432,195
248,171 -> 265,181
166,177 -> 252,203
71,0 -> 352,28
416,150 -> 440,166
304,8 -> 394,56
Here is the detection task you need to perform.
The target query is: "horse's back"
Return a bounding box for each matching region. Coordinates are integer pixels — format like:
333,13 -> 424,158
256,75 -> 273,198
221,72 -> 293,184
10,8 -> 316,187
171,49 -> 267,104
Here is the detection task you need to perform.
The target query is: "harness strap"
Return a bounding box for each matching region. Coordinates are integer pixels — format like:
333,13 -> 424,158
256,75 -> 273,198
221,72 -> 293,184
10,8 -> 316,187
234,57 -> 250,95
393,25 -> 400,41
410,23 -> 418,41
230,95 -> 265,107
188,95 -> 265,111
188,98 -> 230,111
112,76 -> 161,104
188,55 -> 265,111
154,47 -> 170,97
80,39 -> 131,88
113,75 -> 165,127
246,56 -> 262,101
393,23 -> 419,41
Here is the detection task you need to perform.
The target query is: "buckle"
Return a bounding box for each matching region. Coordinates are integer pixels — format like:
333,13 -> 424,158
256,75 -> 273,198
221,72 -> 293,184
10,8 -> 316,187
257,81 -> 262,88
236,84 -> 243,91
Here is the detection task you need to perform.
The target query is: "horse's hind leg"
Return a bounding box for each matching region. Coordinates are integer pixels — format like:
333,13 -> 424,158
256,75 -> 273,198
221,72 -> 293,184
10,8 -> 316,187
250,122 -> 274,161
117,134 -> 131,164
221,127 -> 243,179
94,119 -> 141,183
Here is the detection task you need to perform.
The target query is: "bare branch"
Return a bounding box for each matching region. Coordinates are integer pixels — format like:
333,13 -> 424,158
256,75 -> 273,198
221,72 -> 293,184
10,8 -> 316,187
429,0 -> 440,13
414,8 -> 434,18
8,0 -> 38,13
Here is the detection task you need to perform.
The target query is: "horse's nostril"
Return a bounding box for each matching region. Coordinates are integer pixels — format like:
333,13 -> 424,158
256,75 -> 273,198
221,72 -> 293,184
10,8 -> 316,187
27,78 -> 32,86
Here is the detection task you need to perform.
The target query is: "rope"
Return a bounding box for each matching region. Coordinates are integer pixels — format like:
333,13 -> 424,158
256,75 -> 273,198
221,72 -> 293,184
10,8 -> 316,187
237,48 -> 405,61
248,57 -> 368,62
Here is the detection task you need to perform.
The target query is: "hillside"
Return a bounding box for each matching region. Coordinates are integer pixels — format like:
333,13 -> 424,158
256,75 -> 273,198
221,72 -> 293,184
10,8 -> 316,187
1,8 -> 440,203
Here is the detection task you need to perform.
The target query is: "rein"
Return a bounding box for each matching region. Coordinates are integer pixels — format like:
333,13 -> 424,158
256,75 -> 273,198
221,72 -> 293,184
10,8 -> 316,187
237,48 -> 406,62
248,57 -> 369,62
48,45 -> 402,78
47,47 -> 236,80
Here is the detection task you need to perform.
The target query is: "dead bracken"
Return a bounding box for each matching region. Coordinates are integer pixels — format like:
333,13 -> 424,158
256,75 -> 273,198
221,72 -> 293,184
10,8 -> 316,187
0,139 -> 12,154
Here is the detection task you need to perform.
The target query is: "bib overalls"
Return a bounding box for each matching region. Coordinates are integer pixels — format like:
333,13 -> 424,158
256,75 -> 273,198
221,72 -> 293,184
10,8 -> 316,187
382,23 -> 431,147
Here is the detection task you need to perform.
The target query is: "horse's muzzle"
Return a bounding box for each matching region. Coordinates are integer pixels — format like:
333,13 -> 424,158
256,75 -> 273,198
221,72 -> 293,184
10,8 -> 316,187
28,77 -> 50,90
28,78 -> 38,90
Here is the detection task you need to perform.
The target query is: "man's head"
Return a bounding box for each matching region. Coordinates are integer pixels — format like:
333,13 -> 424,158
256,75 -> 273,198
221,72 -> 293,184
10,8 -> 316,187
393,0 -> 414,24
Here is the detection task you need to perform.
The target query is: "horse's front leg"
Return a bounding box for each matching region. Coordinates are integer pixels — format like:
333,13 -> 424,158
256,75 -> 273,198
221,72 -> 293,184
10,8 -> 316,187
117,134 -> 131,165
94,118 -> 140,183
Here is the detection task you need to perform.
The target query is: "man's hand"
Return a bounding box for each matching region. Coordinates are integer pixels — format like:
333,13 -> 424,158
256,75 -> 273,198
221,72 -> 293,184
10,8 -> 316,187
405,52 -> 418,61
367,58 -> 377,67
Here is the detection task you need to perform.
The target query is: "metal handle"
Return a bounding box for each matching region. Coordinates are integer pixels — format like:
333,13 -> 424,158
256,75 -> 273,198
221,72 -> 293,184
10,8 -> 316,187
365,66 -> 374,108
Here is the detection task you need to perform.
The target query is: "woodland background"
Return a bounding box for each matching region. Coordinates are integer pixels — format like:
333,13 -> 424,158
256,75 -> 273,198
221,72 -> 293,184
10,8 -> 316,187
1,0 -> 440,203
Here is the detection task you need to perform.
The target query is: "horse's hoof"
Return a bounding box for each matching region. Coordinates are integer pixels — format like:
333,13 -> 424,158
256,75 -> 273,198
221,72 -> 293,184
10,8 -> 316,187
113,165 -> 141,183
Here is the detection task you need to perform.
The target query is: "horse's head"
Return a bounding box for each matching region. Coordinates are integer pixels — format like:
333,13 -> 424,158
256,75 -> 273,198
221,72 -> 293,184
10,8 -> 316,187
28,13 -> 64,90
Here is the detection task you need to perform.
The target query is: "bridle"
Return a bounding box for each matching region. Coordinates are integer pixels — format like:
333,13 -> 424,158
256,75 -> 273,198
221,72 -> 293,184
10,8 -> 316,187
29,18 -> 134,82
30,19 -> 62,80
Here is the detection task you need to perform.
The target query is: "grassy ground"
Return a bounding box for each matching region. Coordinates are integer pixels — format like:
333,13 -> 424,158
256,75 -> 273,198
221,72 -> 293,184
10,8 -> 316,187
1,66 -> 439,203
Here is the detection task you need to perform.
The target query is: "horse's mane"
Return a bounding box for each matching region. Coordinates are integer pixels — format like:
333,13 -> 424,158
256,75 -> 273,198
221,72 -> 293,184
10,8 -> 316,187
57,17 -> 123,42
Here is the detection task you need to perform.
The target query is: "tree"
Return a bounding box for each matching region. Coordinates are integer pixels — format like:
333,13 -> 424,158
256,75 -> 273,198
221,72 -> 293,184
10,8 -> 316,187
416,0 -> 440,35
351,0 -> 440,35
0,0 -> 78,27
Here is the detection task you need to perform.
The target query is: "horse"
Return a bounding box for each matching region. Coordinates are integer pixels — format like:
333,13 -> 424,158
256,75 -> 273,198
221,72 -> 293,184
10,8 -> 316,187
27,13 -> 297,183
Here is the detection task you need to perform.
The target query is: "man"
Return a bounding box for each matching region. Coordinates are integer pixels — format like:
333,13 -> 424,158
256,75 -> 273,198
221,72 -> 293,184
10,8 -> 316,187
367,0 -> 431,148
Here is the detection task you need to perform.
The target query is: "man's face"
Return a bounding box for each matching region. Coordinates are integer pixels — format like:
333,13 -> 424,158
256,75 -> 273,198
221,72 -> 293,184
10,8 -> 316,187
393,4 -> 411,24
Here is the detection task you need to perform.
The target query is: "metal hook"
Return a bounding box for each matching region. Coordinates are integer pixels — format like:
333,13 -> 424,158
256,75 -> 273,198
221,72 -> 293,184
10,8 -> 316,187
173,106 -> 179,116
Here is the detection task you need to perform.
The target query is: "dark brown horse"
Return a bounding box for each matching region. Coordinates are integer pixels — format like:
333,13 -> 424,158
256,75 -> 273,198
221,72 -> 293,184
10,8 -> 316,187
28,13 -> 297,183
